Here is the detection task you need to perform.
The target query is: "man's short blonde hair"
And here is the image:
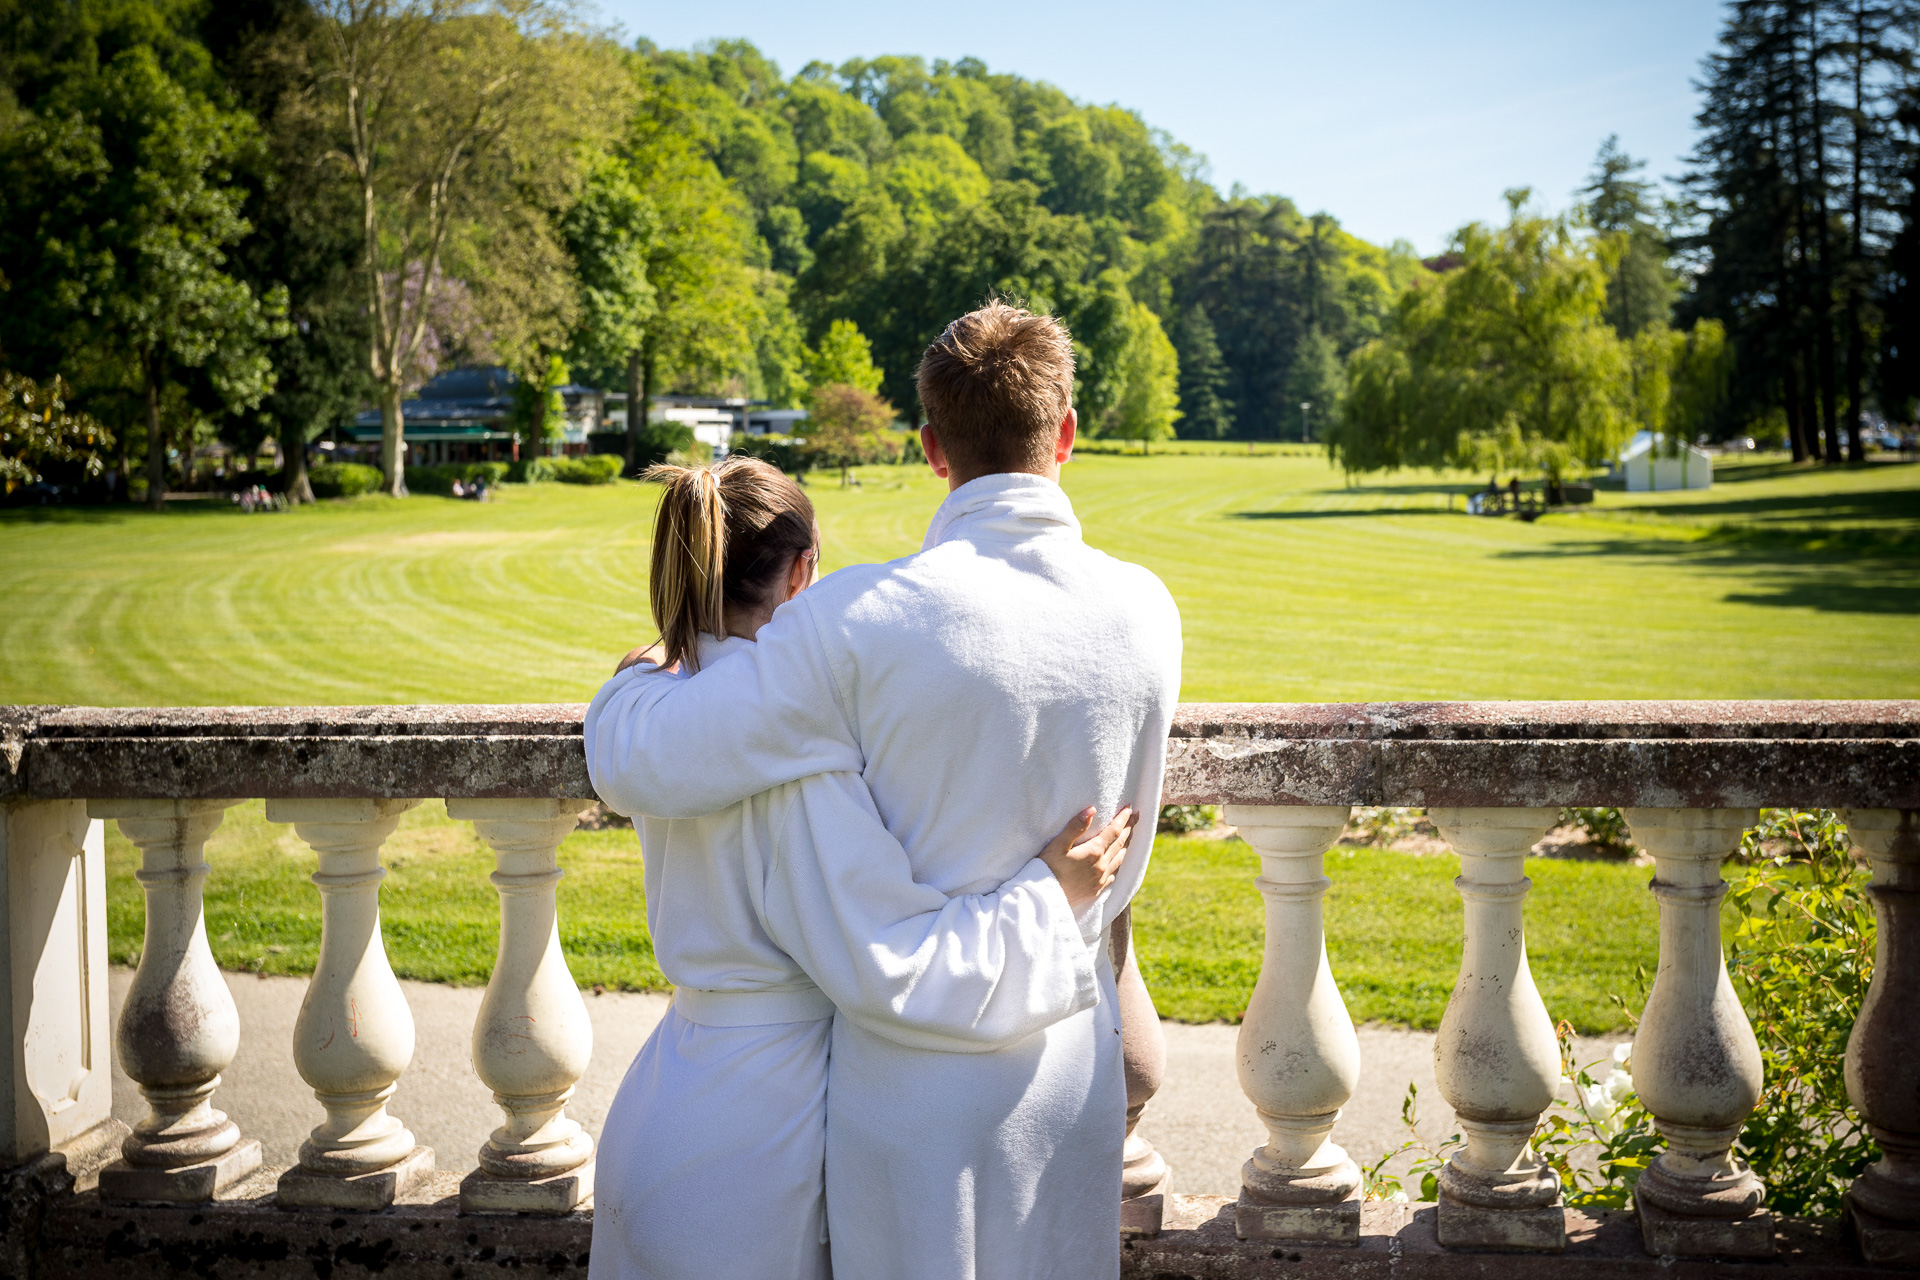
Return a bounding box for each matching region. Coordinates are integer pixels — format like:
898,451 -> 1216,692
915,301 -> 1075,476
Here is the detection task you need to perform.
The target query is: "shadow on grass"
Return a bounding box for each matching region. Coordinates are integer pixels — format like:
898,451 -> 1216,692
1620,482 -> 1920,527
1230,507 -> 1460,520
1501,532 -> 1920,614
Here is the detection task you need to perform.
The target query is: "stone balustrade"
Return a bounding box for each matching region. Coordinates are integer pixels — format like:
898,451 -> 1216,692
3,700 -> 1917,1280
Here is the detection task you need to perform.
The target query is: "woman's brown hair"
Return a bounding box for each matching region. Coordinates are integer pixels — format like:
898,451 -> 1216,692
645,456 -> 817,671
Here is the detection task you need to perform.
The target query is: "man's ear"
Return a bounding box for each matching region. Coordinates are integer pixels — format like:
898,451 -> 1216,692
921,424 -> 950,479
1055,407 -> 1077,464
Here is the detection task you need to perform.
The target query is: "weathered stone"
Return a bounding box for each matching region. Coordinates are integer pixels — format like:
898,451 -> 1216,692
459,1164 -> 592,1214
1842,809 -> 1920,1261
1635,1186 -> 1775,1258
97,1138 -> 260,1203
275,1143 -> 433,1210
1624,808 -> 1773,1259
1437,1190 -> 1566,1251
7,701 -> 1919,807
1851,1197 -> 1920,1267
1236,1189 -> 1361,1244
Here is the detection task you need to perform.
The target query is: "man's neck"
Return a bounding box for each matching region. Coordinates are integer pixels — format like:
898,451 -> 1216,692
946,464 -> 1061,493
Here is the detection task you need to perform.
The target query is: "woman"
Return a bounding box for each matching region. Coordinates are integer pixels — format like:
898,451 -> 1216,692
586,457 -> 1133,1280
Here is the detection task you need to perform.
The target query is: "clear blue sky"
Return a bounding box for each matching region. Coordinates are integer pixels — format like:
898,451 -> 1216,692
593,0 -> 1726,254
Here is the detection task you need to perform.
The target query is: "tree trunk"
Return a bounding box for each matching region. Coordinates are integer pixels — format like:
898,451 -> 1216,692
1809,0 -> 1841,463
282,421 -> 314,504
640,352 -> 656,466
380,379 -> 407,497
1844,0 -> 1867,464
1781,353 -> 1797,462
144,349 -> 166,511
624,348 -> 642,473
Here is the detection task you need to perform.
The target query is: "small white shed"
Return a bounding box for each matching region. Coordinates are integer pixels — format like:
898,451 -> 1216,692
1616,431 -> 1713,492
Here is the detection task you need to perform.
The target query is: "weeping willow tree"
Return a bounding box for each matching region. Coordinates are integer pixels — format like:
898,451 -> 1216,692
1331,193 -> 1636,479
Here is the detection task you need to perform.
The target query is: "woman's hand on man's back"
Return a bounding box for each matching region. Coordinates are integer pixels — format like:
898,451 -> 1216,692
1038,806 -> 1137,911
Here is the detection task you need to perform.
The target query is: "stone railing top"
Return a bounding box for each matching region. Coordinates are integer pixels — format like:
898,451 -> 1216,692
4,701 -> 1917,808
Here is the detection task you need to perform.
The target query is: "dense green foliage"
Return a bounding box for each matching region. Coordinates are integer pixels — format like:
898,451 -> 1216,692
1727,808 -> 1878,1216
305,459 -> 379,497
1685,0 -> 1920,461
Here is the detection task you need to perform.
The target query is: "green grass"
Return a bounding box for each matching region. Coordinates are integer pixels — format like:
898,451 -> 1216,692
107,799 -> 664,993
4,449 -> 1917,704
1133,836 -> 1662,1030
107,803 -> 1663,1033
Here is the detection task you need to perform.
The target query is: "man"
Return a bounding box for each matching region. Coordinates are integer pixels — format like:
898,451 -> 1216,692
586,301 -> 1183,1279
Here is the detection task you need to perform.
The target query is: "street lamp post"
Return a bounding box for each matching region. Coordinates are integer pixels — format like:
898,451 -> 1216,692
1301,401 -> 1313,443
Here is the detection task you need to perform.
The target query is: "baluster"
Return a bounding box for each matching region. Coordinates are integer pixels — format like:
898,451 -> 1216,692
1,802 -> 125,1190
265,799 -> 432,1209
89,800 -> 259,1202
1428,807 -> 1564,1252
1841,808 -> 1920,1265
1110,905 -> 1170,1236
1225,804 -> 1362,1244
448,799 -> 596,1214
1622,807 -> 1772,1258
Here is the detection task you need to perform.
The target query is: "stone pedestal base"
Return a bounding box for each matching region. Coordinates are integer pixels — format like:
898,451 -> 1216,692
277,1146 -> 433,1211
1121,1169 -> 1170,1238
98,1138 -> 260,1204
1437,1190 -> 1566,1251
1849,1197 -> 1920,1267
51,1118 -> 131,1195
1235,1189 -> 1362,1245
1633,1184 -> 1774,1258
460,1161 -> 593,1215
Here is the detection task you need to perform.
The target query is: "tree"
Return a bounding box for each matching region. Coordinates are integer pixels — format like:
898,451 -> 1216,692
507,352 -> 569,456
803,382 -> 896,485
301,0 -> 618,496
1102,301 -> 1180,451
1168,304 -> 1233,438
0,371 -> 113,492
803,318 -> 883,394
1331,194 -> 1632,476
599,64 -> 760,471
1582,136 -> 1675,337
1283,326 -> 1343,443
2,46 -> 286,508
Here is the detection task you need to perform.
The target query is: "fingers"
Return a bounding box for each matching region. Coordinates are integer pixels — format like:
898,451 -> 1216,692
1043,806 -> 1099,859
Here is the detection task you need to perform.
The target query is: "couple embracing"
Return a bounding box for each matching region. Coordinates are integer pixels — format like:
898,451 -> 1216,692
582,302 -> 1183,1280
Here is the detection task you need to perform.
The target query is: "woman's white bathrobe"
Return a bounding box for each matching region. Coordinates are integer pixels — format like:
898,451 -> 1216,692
586,632 -> 1101,1280
586,474 -> 1184,1280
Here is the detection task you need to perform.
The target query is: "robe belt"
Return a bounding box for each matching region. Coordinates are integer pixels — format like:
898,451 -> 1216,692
672,984 -> 837,1027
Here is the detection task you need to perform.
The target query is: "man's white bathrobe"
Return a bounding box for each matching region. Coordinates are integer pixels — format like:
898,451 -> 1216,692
586,473 -> 1184,1280
586,632 -> 1102,1280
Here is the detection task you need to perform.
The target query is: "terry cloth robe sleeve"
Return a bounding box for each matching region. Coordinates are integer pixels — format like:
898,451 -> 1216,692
582,600 -> 860,820
754,772 -> 1099,1054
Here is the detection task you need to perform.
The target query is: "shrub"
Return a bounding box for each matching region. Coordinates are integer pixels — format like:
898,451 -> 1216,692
553,453 -> 622,485
510,456 -> 559,483
308,461 -> 381,498
1726,809 -> 1877,1217
730,433 -> 808,474
1560,806 -> 1636,851
1157,805 -> 1219,834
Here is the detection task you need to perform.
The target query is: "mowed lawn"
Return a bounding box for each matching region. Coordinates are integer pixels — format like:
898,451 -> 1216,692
21,447 -> 1917,1029
4,447 -> 1917,705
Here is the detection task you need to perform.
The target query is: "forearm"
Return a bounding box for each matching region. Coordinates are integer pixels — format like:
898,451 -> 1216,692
582,605 -> 861,819
762,777 -> 1098,1053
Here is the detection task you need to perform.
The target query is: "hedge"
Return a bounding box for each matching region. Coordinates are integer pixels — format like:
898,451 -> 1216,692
308,462 -> 382,499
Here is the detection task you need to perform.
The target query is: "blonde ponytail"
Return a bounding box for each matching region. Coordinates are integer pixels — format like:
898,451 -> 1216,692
646,463 -> 729,671
644,456 -> 817,672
